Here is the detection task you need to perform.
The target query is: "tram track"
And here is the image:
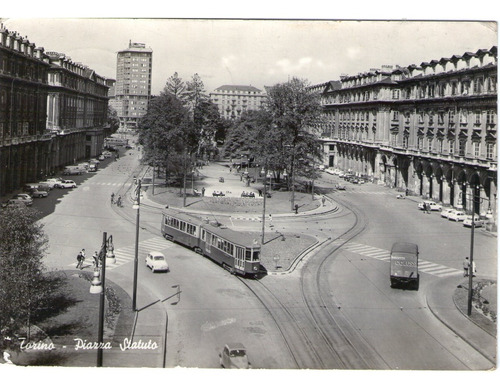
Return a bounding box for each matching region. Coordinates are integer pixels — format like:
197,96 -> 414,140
233,195 -> 389,369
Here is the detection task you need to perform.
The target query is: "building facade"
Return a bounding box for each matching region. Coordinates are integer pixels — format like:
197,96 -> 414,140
209,85 -> 266,120
45,51 -> 111,167
0,25 -> 112,197
316,47 -> 497,220
111,41 -> 152,133
0,26 -> 51,196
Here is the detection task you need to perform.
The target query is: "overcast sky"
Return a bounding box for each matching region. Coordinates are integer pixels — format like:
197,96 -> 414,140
2,18 -> 497,95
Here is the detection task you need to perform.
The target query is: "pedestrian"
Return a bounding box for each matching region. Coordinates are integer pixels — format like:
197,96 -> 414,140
202,187 -> 205,197
322,195 -> 326,206
117,195 -> 122,207
463,259 -> 469,277
92,251 -> 99,269
76,249 -> 85,270
258,189 -> 262,197
295,204 -> 299,214
111,192 -> 115,204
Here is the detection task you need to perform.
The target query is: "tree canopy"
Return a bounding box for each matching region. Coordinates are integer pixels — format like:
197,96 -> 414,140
0,206 -> 53,342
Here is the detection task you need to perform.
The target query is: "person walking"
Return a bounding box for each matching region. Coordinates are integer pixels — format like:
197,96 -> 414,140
322,195 -> 326,206
111,192 -> 115,204
202,187 -> 205,197
92,251 -> 99,269
76,249 -> 86,270
116,195 -> 122,207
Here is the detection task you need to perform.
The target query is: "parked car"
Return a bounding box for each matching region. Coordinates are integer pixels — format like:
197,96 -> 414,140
24,183 -> 47,196
463,215 -> 483,228
29,188 -> 49,198
417,201 -> 442,211
1,199 -> 27,208
98,155 -> 106,161
102,151 -> 113,158
448,210 -> 466,222
63,166 -> 85,175
145,251 -> 169,272
336,184 -> 346,190
219,343 -> 250,369
59,180 -> 77,189
88,164 -> 98,172
212,191 -> 225,197
14,193 -> 33,205
45,178 -> 64,188
325,168 -> 335,175
440,208 -> 456,219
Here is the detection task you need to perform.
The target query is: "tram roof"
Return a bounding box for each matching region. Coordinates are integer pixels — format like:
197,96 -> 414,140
163,209 -> 261,248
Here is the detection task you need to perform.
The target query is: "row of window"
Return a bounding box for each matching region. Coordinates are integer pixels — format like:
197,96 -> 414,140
164,216 -> 198,236
324,75 -> 497,105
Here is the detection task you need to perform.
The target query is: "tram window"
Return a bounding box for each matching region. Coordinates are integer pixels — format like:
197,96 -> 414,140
201,230 -> 206,241
245,249 -> 252,261
252,250 -> 260,261
180,221 -> 186,232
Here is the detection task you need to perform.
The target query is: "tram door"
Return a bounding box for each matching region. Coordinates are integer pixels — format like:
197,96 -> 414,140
203,230 -> 212,254
235,246 -> 245,270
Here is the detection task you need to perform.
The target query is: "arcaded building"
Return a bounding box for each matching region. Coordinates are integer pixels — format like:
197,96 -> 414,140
316,46 -> 497,219
111,41 -> 153,132
209,85 -> 266,120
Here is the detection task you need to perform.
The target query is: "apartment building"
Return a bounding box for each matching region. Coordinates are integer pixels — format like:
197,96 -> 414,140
111,41 -> 152,132
316,46 -> 497,218
209,85 -> 266,120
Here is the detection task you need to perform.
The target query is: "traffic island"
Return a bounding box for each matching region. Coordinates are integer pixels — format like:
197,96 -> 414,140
453,278 -> 497,336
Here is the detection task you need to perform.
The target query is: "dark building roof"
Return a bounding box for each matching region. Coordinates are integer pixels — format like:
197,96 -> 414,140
214,85 -> 263,93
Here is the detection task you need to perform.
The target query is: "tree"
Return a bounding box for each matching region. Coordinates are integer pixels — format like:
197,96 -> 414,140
265,77 -> 324,208
163,72 -> 188,104
137,91 -> 198,184
185,73 -> 209,114
0,206 -> 52,344
107,106 -> 120,133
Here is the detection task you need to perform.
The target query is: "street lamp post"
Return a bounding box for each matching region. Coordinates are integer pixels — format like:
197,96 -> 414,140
97,232 -> 107,367
261,159 -> 268,244
132,179 -> 141,311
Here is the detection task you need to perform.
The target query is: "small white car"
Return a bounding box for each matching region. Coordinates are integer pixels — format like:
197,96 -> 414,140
448,210 -> 466,222
418,201 -> 442,211
145,251 -> 169,272
463,215 -> 483,228
219,343 -> 250,369
440,208 -> 456,219
59,180 -> 77,188
45,178 -> 64,188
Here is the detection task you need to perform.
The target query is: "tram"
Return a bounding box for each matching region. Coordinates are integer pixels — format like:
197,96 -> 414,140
161,210 -> 261,277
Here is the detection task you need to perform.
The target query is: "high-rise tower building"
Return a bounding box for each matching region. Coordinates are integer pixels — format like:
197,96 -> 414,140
111,41 -> 152,132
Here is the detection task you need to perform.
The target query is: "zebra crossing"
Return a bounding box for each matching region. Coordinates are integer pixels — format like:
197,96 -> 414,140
83,182 -> 124,187
69,237 -> 174,271
339,189 -> 393,195
340,241 -> 462,278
